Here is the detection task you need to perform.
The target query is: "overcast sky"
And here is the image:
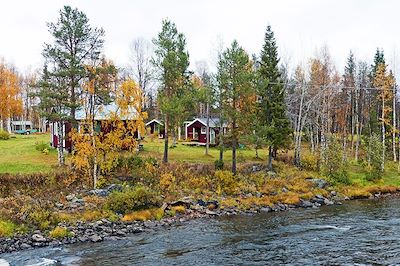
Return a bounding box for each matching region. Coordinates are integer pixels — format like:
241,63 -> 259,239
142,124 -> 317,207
1,0 -> 400,76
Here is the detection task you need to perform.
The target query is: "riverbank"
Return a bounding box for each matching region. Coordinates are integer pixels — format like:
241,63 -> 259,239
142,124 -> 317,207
2,185 -> 399,255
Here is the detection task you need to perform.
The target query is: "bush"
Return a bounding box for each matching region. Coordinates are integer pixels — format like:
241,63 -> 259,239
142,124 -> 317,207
159,172 -> 176,193
321,137 -> 349,184
214,159 -> 224,170
106,186 -> 160,214
27,208 -> 52,230
35,141 -> 50,152
214,170 -> 238,195
0,130 -> 10,140
49,226 -> 73,239
300,153 -> 319,171
365,134 -> 384,182
0,220 -> 16,237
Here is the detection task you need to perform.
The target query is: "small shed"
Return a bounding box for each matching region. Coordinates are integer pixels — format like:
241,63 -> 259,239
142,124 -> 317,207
185,117 -> 227,144
145,119 -> 164,138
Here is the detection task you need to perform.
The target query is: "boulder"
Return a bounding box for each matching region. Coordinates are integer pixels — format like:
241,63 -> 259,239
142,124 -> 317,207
260,206 -> 272,212
66,194 -> 76,201
308,178 -> 329,189
89,184 -> 123,197
89,235 -> 102,242
324,199 -> 334,205
31,234 -> 47,242
299,200 -> 314,208
205,210 -> 217,215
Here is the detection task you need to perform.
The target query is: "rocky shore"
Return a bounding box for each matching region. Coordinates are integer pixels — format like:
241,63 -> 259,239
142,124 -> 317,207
0,190 -> 343,255
3,172 -> 399,256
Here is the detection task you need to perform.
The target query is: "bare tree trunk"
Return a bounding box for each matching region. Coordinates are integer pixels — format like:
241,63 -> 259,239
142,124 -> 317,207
267,145 -> 273,171
172,126 -> 177,148
232,131 -> 237,175
163,114 -> 169,163
310,126 -> 315,154
355,87 -> 360,161
294,85 -> 305,166
57,121 -> 65,166
205,102 -> 210,155
382,97 -> 385,171
393,84 -> 397,162
90,96 -> 98,189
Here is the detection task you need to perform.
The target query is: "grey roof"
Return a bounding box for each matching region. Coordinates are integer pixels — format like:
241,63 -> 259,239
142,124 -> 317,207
186,117 -> 228,128
75,103 -> 139,121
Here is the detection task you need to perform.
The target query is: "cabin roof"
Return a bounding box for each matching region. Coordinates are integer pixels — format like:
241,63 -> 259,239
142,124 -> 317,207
75,103 -> 139,121
186,117 -> 228,129
145,119 -> 163,126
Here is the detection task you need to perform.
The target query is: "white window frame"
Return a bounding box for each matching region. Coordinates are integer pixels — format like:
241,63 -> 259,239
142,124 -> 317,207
201,126 -> 206,134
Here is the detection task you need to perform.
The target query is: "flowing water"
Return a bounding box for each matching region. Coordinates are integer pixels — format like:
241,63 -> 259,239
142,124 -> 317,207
3,198 -> 400,265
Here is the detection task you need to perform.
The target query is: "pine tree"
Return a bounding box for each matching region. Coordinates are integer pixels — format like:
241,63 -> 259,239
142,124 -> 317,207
217,40 -> 254,174
38,6 -> 105,165
152,19 -> 191,163
42,5 -> 105,122
257,25 -> 291,170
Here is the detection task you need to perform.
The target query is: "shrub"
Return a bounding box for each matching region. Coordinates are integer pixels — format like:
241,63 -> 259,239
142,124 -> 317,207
27,209 -> 52,230
300,153 -> 319,171
321,137 -> 350,185
122,210 -> 152,221
214,159 -> 224,170
122,208 -> 164,222
35,141 -> 50,152
0,130 -> 10,140
106,186 -> 160,214
0,220 -> 16,237
159,172 -> 176,193
49,226 -> 73,239
214,170 -> 238,196
365,134 -> 384,182
170,205 -> 185,214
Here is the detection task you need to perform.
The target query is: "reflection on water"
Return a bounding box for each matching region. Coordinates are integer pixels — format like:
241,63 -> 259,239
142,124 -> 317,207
3,198 -> 400,265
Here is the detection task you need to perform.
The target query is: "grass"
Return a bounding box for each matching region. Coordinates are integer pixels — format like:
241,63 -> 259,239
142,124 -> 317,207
49,226 -> 73,239
141,138 -> 270,164
0,133 -> 57,174
0,220 -> 16,237
2,133 -> 400,193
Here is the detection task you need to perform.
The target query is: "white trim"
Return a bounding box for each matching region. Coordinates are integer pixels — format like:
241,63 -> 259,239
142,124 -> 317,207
145,119 -> 163,127
201,126 -> 206,134
185,118 -> 207,129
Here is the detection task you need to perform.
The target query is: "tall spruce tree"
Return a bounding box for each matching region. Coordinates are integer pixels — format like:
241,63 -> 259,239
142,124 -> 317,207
257,25 -> 291,170
152,19 -> 191,163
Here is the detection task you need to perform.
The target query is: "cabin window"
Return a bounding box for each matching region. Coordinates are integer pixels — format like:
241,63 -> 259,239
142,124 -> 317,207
201,126 -> 206,134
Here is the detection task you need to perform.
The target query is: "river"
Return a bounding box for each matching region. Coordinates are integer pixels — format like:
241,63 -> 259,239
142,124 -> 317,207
2,197 -> 400,265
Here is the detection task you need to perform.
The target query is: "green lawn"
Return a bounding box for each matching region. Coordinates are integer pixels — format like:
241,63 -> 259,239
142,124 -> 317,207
141,138 -> 270,164
0,134 -> 57,174
2,134 -> 400,188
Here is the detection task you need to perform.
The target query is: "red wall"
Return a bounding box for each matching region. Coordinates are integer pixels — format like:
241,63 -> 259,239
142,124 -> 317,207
186,121 -> 210,143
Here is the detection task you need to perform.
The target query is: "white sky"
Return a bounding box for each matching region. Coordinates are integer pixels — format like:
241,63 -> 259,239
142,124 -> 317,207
1,0 -> 400,76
